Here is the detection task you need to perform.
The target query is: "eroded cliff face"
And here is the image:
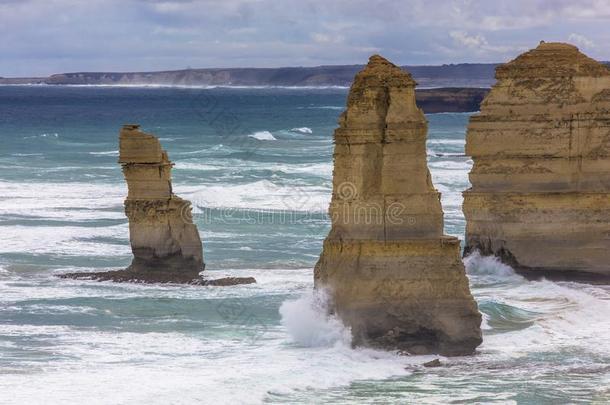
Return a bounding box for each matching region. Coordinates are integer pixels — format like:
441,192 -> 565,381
314,55 -> 482,356
463,42 -> 610,280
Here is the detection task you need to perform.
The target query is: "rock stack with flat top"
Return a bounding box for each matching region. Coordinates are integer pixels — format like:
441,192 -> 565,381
314,55 -> 482,355
116,124 -> 204,280
463,42 -> 610,280
62,125 -> 255,285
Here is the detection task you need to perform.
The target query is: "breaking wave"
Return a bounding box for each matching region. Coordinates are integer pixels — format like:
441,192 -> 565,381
248,131 -> 276,141
179,180 -> 330,212
23,133 -> 59,139
89,150 -> 119,156
280,289 -> 351,347
290,127 -> 313,134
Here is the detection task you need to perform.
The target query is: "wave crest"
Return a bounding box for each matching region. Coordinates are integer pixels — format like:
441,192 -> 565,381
248,131 -> 276,141
280,289 -> 351,347
464,251 -> 520,279
290,127 -> 313,134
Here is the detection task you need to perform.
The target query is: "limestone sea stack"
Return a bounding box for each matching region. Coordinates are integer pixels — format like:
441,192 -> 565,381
463,42 -> 610,280
314,55 -> 482,355
118,124 -> 204,278
62,125 -> 254,285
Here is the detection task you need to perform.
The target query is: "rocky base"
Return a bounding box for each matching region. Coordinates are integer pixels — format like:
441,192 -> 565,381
423,359 -> 442,368
58,270 -> 256,286
464,191 -> 610,281
315,238 -> 482,356
464,245 -> 610,284
346,306 -> 483,356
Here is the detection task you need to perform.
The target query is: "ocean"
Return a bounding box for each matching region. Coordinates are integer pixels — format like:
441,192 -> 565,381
0,85 -> 608,404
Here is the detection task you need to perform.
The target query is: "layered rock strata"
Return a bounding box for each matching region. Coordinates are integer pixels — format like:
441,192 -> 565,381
463,42 -> 610,280
62,125 -> 254,285
314,55 -> 482,355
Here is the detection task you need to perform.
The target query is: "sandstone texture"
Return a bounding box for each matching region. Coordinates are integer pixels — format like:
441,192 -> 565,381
314,55 -> 482,356
463,42 -> 610,280
62,125 -> 254,286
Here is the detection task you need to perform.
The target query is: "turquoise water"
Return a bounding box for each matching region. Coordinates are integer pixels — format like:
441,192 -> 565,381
0,86 -> 608,404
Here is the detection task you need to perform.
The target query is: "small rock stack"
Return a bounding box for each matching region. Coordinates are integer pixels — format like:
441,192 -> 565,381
119,124 -> 204,280
315,55 -> 482,356
62,125 -> 204,283
463,42 -> 610,280
61,125 -> 256,285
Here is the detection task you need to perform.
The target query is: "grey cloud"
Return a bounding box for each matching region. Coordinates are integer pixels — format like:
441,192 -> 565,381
0,0 -> 608,76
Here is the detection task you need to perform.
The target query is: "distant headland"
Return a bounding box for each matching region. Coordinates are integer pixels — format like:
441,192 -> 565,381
0,63 -> 501,87
4,62 -> 607,114
0,64 -> 502,113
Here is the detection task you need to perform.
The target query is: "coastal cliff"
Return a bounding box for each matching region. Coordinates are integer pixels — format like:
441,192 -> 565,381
38,63 -> 498,88
463,42 -> 610,280
1,65 -> 497,113
62,125 -> 254,285
314,55 -> 482,355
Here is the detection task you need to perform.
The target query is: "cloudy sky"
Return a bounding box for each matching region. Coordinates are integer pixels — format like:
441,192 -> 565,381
1,0 -> 609,76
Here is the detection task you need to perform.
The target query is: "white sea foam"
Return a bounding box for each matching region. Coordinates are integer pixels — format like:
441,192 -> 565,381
174,162 -> 225,171
290,127 -> 313,134
1,261 -> 609,403
89,150 -> 119,156
465,253 -> 610,356
248,130 -> 276,141
0,331 -> 407,404
267,162 -> 332,177
0,268 -> 311,303
0,181 -> 125,220
428,138 -> 466,145
428,159 -> 471,170
0,224 -> 129,256
430,152 -> 467,158
0,181 -> 128,258
23,132 -> 59,139
175,160 -> 332,178
30,165 -> 116,173
175,148 -> 221,156
178,180 -> 330,212
0,268 -> 409,404
280,289 -> 351,347
429,162 -> 471,236
464,251 -> 522,280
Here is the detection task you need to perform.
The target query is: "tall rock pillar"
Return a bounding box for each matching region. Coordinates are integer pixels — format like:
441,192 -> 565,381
463,42 -> 610,279
119,124 -> 204,278
315,55 -> 482,356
